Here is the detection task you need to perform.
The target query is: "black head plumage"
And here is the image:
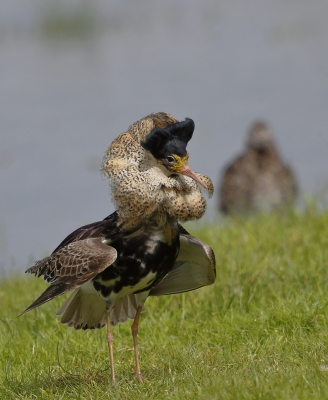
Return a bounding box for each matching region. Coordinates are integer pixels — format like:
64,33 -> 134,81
141,118 -> 195,159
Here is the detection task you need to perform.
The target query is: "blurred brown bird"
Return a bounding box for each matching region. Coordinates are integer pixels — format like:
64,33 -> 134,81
219,121 -> 298,215
22,112 -> 216,385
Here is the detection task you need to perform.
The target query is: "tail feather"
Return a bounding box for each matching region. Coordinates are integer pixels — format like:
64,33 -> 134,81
111,294 -> 145,325
122,294 -> 140,318
56,282 -> 145,329
111,295 -> 137,325
55,288 -> 79,317
56,284 -> 106,329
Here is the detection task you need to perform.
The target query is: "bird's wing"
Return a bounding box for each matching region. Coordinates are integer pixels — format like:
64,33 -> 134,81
51,211 -> 119,253
22,238 -> 117,315
149,225 -> 216,296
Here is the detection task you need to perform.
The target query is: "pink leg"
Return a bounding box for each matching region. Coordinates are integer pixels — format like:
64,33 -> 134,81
131,306 -> 144,382
106,311 -> 116,386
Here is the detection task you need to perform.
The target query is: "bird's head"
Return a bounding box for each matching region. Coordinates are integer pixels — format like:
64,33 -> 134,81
141,118 -> 207,188
247,121 -> 275,152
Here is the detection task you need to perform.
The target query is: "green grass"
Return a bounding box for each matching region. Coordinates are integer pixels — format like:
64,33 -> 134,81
2,210 -> 328,399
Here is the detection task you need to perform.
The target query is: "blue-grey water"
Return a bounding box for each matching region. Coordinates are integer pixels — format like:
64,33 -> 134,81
1,0 -> 328,271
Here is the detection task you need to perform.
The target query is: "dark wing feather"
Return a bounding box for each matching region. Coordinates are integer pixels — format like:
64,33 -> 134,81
22,238 -> 117,315
52,212 -> 119,253
149,225 -> 216,296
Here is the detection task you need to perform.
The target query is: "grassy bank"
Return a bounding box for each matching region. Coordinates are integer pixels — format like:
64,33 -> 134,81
1,210 -> 328,399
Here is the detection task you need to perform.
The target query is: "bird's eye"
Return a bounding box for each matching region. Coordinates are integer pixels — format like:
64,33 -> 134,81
166,156 -> 175,163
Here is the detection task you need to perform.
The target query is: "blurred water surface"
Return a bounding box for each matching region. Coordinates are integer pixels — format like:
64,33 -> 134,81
1,0 -> 328,270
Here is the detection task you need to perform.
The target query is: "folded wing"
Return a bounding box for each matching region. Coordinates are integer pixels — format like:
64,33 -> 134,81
22,238 -> 117,315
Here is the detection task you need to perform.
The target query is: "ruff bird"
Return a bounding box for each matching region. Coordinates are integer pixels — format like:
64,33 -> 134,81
22,112 -> 216,385
219,121 -> 298,215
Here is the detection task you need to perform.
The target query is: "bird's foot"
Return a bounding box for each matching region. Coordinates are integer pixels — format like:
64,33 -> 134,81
134,372 -> 145,383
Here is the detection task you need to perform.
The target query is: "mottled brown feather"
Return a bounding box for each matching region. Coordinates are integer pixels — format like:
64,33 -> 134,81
219,121 -> 298,214
101,112 -> 214,229
22,238 -> 117,314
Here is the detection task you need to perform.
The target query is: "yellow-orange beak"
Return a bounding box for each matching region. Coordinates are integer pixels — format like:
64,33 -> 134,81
179,164 -> 207,189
